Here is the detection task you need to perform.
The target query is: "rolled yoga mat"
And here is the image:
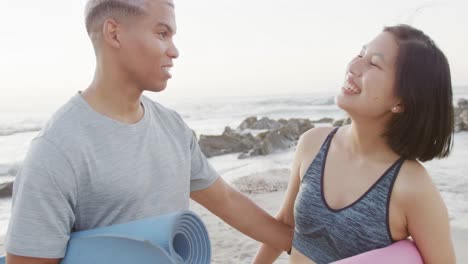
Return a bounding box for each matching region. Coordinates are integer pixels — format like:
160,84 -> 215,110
0,210 -> 211,264
331,239 -> 423,264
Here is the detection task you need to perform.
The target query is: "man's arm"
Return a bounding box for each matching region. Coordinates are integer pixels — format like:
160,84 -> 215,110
190,177 -> 293,252
253,127 -> 332,263
252,165 -> 300,263
6,253 -> 60,264
5,138 -> 75,261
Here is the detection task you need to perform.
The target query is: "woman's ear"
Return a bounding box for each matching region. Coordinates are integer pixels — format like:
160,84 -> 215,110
391,103 -> 404,113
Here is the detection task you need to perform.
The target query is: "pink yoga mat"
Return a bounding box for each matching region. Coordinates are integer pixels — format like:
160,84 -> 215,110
331,240 -> 423,264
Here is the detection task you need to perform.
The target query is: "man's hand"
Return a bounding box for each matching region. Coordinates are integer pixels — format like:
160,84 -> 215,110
6,253 -> 60,264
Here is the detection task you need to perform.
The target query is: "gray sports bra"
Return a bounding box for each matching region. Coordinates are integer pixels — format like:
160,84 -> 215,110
293,127 -> 404,263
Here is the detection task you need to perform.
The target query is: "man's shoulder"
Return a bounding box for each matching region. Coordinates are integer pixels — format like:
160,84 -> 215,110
142,95 -> 186,125
142,95 -> 179,116
36,95 -> 87,145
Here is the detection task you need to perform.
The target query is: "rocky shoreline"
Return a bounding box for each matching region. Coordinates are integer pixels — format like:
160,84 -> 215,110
455,98 -> 468,132
1,99 -> 468,198
199,117 -> 314,159
200,98 -> 468,159
0,182 -> 13,198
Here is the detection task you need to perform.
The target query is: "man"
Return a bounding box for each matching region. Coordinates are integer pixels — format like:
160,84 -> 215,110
5,0 -> 293,263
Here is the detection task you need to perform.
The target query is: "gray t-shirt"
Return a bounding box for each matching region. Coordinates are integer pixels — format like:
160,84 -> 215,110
5,93 -> 218,258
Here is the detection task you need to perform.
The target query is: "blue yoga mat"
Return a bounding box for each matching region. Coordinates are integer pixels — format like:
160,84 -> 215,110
0,210 -> 211,264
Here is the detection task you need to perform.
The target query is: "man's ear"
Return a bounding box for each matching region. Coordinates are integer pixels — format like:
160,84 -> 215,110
102,18 -> 121,49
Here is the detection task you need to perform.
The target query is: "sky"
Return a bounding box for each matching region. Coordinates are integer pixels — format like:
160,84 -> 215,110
0,0 -> 467,112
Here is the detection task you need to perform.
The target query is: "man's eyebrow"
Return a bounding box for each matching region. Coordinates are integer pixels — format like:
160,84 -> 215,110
166,1 -> 174,8
156,22 -> 174,34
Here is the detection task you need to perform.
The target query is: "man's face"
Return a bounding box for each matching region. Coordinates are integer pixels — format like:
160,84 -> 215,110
119,0 -> 179,92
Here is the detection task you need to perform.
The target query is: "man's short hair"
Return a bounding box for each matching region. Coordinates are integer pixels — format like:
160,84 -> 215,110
85,0 -> 147,36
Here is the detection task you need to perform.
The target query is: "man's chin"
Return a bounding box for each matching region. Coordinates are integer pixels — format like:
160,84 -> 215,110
144,84 -> 168,93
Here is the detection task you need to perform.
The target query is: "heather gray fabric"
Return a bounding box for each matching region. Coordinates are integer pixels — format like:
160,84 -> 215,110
293,127 -> 404,263
5,93 -> 218,258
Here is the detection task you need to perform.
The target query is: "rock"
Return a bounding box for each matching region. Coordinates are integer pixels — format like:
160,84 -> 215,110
332,117 -> 351,127
455,115 -> 464,132
288,118 -> 314,135
248,119 -> 314,157
344,118 -> 352,126
278,119 -> 288,125
200,117 -> 314,158
461,110 -> 468,124
454,99 -> 468,132
251,129 -> 292,156
237,117 -> 281,130
238,117 -> 258,130
199,127 -> 259,158
0,181 -> 14,198
254,117 -> 281,130
332,119 -> 343,127
312,117 -> 334,123
222,126 -> 238,137
458,98 -> 468,109
459,109 -> 468,132
455,107 -> 462,117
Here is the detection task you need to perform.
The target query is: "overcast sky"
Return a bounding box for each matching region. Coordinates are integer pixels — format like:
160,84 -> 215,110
1,0 -> 467,111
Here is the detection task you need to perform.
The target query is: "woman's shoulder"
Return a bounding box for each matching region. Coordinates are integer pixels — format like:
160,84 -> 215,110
398,160 -> 433,188
394,160 -> 439,205
295,126 -> 337,161
299,126 -> 337,147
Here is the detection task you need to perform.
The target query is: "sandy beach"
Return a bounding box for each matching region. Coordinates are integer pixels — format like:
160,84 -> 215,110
0,171 -> 467,263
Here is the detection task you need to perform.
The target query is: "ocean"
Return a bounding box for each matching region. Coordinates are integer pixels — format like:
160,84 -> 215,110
1,89 -> 468,236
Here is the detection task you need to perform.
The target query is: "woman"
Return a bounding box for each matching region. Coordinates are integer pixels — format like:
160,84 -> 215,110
253,24 -> 456,264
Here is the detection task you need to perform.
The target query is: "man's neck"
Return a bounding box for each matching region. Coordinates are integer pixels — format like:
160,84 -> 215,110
81,74 -> 145,124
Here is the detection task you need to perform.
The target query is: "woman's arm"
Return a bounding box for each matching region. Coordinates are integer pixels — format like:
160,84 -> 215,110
403,163 -> 456,264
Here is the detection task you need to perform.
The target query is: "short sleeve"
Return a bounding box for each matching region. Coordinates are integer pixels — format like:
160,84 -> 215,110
188,132 -> 219,192
5,137 -> 77,258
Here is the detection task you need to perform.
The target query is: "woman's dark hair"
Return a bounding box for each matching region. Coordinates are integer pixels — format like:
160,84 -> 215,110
384,24 -> 453,162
